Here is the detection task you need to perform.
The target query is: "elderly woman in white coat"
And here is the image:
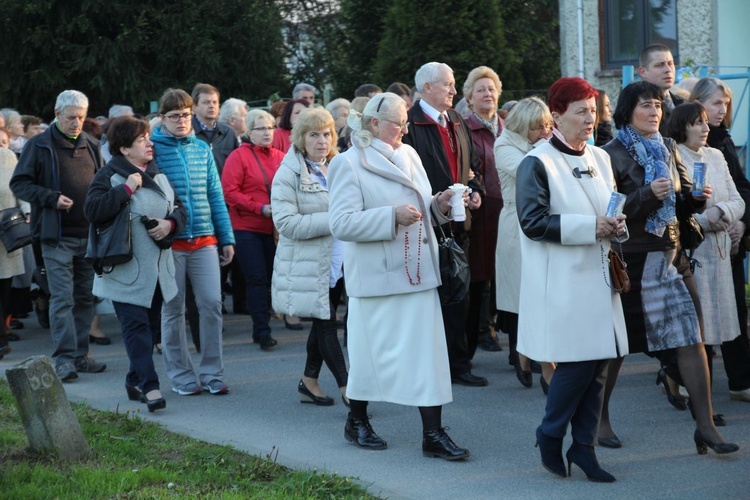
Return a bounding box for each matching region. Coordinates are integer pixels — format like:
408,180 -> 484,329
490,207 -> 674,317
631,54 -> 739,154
271,107 -> 349,407
329,92 -> 469,461
516,78 -> 628,482
494,96 -> 555,391
0,148 -> 26,358
84,116 -> 186,413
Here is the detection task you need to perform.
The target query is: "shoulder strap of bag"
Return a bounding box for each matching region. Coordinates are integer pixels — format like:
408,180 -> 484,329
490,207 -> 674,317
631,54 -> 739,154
249,147 -> 272,196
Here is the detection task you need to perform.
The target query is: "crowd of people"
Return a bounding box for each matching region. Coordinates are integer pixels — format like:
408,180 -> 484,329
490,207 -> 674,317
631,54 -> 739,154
0,42 -> 748,478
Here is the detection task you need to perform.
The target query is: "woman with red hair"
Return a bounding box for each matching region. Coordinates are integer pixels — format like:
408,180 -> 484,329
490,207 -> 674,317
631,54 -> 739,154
516,78 -> 628,482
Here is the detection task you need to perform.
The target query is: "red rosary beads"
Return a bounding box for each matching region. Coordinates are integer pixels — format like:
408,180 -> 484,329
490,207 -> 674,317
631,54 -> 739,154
404,221 -> 422,285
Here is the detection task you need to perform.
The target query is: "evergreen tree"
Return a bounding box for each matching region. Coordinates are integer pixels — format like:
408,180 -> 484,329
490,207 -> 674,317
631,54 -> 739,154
328,0 -> 393,98
372,0 -> 522,96
499,0 -> 561,101
0,0 -> 286,117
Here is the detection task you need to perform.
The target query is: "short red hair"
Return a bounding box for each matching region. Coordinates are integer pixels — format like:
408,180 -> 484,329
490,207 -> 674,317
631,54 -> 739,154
547,77 -> 598,115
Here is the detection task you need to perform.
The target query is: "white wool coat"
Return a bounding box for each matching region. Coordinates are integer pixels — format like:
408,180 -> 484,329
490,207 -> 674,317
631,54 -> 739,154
494,129 -> 542,313
678,144 -> 745,345
516,141 -> 629,362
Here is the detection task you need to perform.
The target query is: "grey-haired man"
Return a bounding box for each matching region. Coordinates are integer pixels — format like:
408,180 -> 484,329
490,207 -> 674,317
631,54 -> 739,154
11,89 -> 106,381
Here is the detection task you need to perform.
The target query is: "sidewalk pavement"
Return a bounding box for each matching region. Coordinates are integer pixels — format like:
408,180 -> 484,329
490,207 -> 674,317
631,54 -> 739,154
2,308 -> 749,499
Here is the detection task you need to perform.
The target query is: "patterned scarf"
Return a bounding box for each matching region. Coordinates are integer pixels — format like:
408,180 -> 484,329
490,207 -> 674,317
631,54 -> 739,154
616,125 -> 676,237
472,111 -> 499,137
304,157 -> 328,189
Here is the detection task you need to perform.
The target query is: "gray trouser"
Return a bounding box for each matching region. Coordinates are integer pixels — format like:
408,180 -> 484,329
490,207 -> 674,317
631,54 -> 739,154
42,237 -> 95,366
161,245 -> 224,388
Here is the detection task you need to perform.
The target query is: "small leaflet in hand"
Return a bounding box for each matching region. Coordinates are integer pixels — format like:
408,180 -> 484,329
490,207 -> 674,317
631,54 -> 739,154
606,192 -> 627,218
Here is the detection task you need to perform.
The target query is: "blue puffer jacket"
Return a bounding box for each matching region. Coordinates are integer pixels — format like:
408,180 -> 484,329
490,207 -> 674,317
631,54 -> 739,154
151,125 -> 235,246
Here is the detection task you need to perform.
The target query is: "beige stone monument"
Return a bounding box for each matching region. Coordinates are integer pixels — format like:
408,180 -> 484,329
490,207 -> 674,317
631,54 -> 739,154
6,356 -> 90,460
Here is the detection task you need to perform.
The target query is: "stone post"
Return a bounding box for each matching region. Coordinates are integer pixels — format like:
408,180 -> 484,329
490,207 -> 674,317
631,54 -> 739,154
5,356 -> 90,460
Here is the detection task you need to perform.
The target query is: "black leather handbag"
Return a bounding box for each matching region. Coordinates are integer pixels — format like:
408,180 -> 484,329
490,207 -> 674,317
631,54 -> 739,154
676,195 -> 705,251
85,202 -> 133,275
436,223 -> 470,305
0,207 -> 32,252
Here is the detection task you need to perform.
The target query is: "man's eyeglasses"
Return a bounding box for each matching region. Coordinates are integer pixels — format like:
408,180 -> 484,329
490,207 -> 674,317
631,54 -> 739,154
164,112 -> 192,123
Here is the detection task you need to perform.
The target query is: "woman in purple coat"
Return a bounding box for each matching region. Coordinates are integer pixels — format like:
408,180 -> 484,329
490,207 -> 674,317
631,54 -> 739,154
462,66 -> 505,355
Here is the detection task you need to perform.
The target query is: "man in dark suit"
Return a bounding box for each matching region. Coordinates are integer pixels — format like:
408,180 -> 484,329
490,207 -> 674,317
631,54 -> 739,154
638,44 -> 684,136
403,62 -> 487,387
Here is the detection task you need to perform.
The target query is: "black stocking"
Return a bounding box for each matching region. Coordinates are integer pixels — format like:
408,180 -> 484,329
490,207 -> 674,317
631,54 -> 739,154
349,399 -> 368,420
418,405 -> 442,432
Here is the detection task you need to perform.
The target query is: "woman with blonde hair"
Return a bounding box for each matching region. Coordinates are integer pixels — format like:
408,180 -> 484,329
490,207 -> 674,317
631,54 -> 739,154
494,97 -> 555,390
271,107 -> 349,406
462,66 -> 505,354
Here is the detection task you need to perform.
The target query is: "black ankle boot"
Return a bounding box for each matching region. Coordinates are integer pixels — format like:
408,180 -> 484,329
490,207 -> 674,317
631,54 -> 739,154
422,427 -> 470,460
344,413 -> 387,450
566,442 -> 615,482
535,426 -> 566,478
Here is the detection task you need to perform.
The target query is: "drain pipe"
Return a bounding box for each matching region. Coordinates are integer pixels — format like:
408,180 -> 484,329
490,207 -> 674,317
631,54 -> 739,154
577,0 -> 585,78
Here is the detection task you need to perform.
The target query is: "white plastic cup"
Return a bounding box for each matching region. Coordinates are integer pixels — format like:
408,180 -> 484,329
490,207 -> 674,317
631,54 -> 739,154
449,183 -> 468,221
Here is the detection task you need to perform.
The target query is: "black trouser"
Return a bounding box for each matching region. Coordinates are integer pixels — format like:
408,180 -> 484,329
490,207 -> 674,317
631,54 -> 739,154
0,278 -> 11,347
441,231 -> 471,376
541,359 -> 608,446
148,285 -> 163,348
722,253 -> 750,390
466,280 -> 491,359
304,279 -> 348,387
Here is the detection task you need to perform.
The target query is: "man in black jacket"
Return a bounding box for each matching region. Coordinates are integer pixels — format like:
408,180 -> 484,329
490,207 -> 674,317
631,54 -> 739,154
191,83 -> 237,174
403,62 -> 487,387
10,90 -> 106,382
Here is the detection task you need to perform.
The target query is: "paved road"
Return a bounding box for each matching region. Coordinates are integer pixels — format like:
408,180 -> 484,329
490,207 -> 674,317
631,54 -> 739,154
2,306 -> 749,499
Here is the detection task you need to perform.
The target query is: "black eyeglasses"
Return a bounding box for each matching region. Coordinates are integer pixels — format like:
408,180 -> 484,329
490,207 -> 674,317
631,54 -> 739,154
163,112 -> 192,123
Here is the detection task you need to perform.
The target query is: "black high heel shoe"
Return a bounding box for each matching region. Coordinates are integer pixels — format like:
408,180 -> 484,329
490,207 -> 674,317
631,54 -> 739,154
126,384 -> 142,402
540,375 -> 549,396
284,315 -> 304,331
535,426 -> 566,478
126,385 -> 166,412
143,393 -> 167,412
566,443 -> 615,482
656,368 -> 688,411
693,429 -> 739,455
686,398 -> 726,427
298,380 -> 334,406
515,363 -> 533,388
89,334 -> 112,346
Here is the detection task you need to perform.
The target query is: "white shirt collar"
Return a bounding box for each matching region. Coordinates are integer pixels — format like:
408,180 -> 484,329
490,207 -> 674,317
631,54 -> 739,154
419,99 -> 445,124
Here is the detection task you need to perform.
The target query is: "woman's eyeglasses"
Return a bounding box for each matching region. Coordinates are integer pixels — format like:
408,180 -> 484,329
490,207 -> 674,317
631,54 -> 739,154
163,112 -> 192,123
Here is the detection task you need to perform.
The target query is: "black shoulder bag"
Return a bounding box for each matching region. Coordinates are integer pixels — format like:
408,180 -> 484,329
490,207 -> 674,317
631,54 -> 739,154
85,202 -> 133,275
435,223 -> 470,305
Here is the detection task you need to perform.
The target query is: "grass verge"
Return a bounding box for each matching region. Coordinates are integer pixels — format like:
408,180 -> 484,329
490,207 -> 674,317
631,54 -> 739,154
0,379 -> 377,499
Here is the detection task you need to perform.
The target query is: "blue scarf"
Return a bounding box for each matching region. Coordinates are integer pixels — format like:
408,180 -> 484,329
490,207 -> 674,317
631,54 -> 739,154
616,125 -> 676,237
